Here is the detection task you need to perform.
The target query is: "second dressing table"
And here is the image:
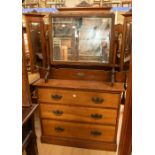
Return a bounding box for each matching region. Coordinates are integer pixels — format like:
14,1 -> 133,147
22,34 -> 39,155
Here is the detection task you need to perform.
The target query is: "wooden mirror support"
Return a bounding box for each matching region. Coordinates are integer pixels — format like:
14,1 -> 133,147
113,24 -> 123,66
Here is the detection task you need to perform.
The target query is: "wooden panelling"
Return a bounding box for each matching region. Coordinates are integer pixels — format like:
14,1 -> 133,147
40,104 -> 117,125
42,119 -> 116,143
38,88 -> 121,109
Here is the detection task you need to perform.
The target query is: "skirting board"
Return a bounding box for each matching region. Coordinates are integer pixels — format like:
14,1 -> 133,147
41,135 -> 117,151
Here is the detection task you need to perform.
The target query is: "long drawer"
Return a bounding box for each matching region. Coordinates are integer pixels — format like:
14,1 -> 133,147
40,104 -> 117,125
38,88 -> 120,109
42,119 -> 116,142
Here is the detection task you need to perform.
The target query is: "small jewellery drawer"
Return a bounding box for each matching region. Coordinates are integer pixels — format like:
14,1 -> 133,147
38,88 -> 120,108
42,120 -> 116,142
40,104 -> 117,125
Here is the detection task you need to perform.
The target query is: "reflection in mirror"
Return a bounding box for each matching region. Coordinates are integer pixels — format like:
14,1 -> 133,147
29,22 -> 43,67
52,17 -> 112,63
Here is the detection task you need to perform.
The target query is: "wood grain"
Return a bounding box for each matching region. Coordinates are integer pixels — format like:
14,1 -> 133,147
41,136 -> 117,151
50,68 -> 126,82
51,68 -> 111,81
22,34 -> 31,107
40,104 -> 117,125
118,55 -> 132,155
34,79 -> 124,93
38,88 -> 121,109
34,79 -> 123,151
34,106 -> 124,154
42,119 -> 116,143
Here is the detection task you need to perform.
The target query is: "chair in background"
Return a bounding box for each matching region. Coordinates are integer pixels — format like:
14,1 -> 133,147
113,24 -> 123,66
93,0 -> 101,7
111,0 -> 121,7
76,1 -> 92,7
121,0 -> 132,7
45,0 -> 65,8
22,0 -> 40,8
101,0 -> 112,7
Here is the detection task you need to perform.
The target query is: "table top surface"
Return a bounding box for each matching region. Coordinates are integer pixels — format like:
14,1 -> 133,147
33,79 -> 124,92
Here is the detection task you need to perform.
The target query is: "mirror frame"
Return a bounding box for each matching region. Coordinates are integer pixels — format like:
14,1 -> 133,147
48,11 -> 115,67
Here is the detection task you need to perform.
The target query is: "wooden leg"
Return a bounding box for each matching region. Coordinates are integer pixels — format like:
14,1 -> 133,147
25,115 -> 38,155
25,136 -> 38,155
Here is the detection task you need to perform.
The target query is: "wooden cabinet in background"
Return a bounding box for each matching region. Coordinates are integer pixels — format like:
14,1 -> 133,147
118,55 -> 132,155
24,13 -> 47,73
22,33 -> 39,155
22,34 -> 31,107
120,12 -> 132,71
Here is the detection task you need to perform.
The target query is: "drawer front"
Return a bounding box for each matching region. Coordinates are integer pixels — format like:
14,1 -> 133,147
51,68 -> 111,81
42,119 -> 116,142
38,88 -> 120,108
40,104 -> 117,125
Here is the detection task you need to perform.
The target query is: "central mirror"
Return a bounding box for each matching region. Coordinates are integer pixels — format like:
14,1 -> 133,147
50,16 -> 114,64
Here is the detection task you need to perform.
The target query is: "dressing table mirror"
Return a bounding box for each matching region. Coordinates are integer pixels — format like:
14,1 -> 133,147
50,13 -> 115,65
32,9 -> 125,151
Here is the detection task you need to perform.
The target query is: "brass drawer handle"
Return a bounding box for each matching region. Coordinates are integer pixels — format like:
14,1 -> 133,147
91,113 -> 103,119
51,94 -> 62,100
91,130 -> 102,136
54,127 -> 64,132
92,97 -> 104,104
52,110 -> 63,116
